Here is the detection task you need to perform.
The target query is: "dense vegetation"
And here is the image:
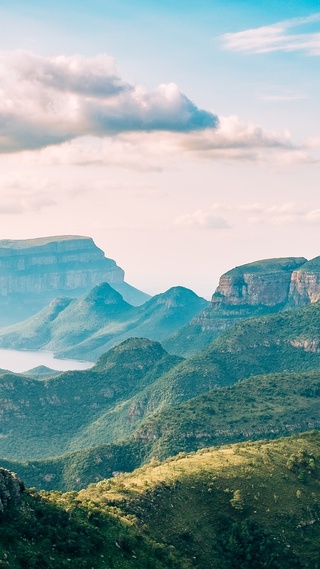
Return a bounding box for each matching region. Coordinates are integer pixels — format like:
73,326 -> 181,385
0,338 -> 182,460
0,284 -> 207,361
2,368 -> 320,491
2,432 -> 320,568
2,299 -> 320,467
1,258 -> 320,566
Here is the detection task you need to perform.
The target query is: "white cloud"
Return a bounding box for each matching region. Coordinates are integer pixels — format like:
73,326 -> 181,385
0,51 -> 314,166
0,51 -> 218,153
175,202 -> 320,231
0,115 -> 311,170
195,202 -> 320,226
220,13 -> 320,56
181,116 -> 310,163
175,209 -> 231,230
246,203 -> 320,225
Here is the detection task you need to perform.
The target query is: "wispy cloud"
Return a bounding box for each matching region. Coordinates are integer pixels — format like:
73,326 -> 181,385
177,202 -> 320,230
175,209 -> 231,230
239,202 -> 320,225
181,116 -> 311,164
0,175 -> 59,214
220,13 -> 320,56
0,51 -> 218,153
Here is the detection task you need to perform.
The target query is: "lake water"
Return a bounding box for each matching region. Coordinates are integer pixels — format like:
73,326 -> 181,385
0,348 -> 94,373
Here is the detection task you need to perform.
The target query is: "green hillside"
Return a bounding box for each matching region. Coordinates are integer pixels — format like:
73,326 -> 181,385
2,300 -> 320,466
2,431 -> 320,568
0,284 -> 207,361
163,257 -> 308,358
3,369 -> 320,491
0,339 -> 182,460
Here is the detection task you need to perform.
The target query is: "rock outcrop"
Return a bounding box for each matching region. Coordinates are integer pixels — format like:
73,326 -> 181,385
213,257 -> 307,309
0,236 -> 150,325
0,468 -> 24,512
164,256 -> 320,357
289,257 -> 320,305
190,257 -> 307,336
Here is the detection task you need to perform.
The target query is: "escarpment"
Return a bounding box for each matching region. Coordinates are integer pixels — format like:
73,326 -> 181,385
164,255 -> 320,357
0,236 -> 149,324
190,257 -> 308,335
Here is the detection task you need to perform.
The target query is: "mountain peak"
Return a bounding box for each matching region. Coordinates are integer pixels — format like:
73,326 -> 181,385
80,282 -> 132,308
94,337 -> 168,371
149,286 -> 206,308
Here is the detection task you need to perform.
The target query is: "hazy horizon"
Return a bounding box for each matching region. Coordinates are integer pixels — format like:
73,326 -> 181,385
0,0 -> 319,298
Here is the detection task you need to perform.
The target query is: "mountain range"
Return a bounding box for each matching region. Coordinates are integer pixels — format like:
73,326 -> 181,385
0,284 -> 207,360
3,253 -> 320,362
0,235 -> 150,325
2,295 -> 320,480
2,246 -> 320,568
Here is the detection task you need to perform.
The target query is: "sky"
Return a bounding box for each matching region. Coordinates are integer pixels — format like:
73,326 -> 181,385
0,0 -> 320,298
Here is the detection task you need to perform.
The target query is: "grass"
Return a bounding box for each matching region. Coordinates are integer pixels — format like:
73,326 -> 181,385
3,431 -> 320,568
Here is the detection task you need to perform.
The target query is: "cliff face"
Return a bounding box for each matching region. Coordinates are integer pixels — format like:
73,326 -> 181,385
197,254 -> 320,334
0,468 -> 23,512
0,236 -> 124,294
164,256 -> 320,358
0,236 -> 149,325
289,257 -> 320,305
212,257 -> 307,309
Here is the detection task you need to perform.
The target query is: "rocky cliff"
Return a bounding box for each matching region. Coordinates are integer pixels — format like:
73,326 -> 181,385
190,257 -> 307,335
0,467 -> 23,512
163,255 -> 320,357
0,235 -> 124,293
211,257 -> 307,312
0,236 -> 149,325
289,257 -> 320,305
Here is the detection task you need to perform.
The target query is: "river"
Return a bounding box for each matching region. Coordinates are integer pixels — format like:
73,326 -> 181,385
0,348 -> 94,373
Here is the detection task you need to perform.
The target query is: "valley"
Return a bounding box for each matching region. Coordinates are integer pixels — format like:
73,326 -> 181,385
1,243 -> 320,567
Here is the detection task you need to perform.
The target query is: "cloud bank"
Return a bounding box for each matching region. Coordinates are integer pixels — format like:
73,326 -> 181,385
8,115 -> 308,170
220,13 -> 320,55
0,50 -> 312,166
0,51 -> 218,153
175,202 -> 320,231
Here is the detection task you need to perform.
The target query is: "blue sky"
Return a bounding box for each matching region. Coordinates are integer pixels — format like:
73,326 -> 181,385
0,1 -> 319,297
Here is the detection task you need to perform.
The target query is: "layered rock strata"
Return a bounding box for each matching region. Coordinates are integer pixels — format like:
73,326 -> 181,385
0,236 -> 148,324
164,256 -> 320,357
289,257 -> 320,305
212,257 -> 307,311
0,235 -> 124,294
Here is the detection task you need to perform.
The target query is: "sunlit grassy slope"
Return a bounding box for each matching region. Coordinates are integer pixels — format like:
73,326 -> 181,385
2,431 -> 320,568
3,368 -> 320,491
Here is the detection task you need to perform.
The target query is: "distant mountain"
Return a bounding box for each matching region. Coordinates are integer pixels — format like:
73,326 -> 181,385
2,299 -> 320,465
0,284 -> 208,360
163,255 -> 320,357
0,235 -> 150,325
